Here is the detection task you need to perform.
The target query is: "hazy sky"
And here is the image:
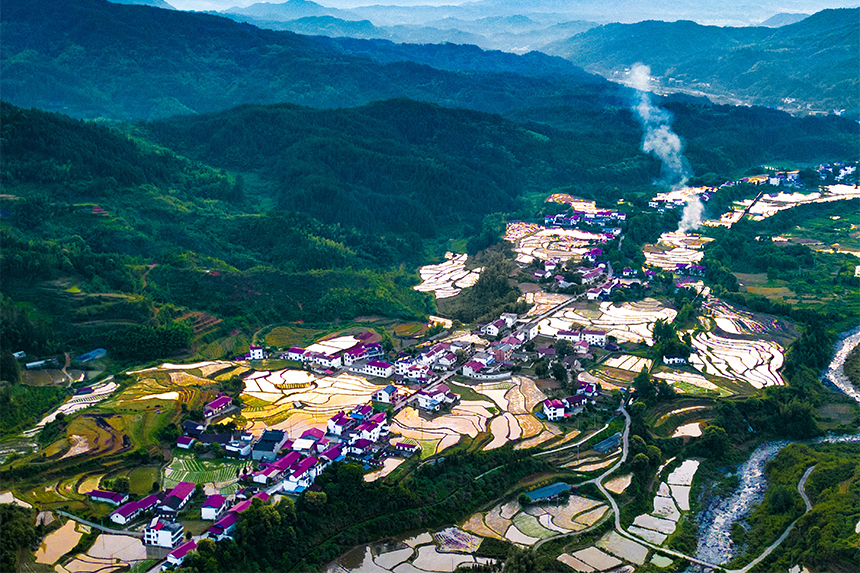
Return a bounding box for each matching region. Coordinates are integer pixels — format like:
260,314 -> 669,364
167,0 -> 471,11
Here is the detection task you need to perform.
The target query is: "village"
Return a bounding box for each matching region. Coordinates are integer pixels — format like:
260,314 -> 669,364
7,169 -> 858,573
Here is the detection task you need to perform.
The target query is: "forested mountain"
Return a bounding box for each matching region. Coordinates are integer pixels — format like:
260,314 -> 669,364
1,0 -> 609,121
544,8 -> 859,114
3,97 -> 856,355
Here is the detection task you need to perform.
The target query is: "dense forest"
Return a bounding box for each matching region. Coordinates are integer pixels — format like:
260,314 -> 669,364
1,96 -> 857,359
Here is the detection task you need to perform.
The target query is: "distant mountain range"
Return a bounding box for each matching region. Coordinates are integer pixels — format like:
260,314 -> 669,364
1,0 -> 610,121
543,8 -> 859,114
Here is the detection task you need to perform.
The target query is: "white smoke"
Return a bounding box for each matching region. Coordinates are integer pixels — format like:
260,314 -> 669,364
678,197 -> 705,233
629,64 -> 691,189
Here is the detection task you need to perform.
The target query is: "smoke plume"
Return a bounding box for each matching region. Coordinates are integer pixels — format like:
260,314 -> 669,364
629,64 -> 691,189
678,197 -> 705,233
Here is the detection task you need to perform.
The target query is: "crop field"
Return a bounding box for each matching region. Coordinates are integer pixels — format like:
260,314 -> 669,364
162,455 -> 251,490
514,227 -> 610,263
264,325 -> 332,349
643,231 -> 712,270
602,355 -> 652,373
413,253 -> 482,299
33,382 -> 119,430
538,298 -> 677,345
689,332 -> 784,389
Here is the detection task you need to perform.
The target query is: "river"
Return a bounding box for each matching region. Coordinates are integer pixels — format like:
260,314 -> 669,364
686,326 -> 860,570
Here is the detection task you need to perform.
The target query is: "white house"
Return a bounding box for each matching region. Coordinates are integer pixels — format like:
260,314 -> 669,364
582,329 -> 606,347
166,540 -> 196,568
353,360 -> 393,378
484,319 -> 507,338
501,313 -> 519,328
436,352 -> 458,369
350,421 -> 382,443
145,517 -> 184,548
201,495 -> 228,520
287,347 -> 307,362
416,384 -> 458,412
542,399 -> 566,421
373,385 -> 398,404
327,411 -> 351,435
662,355 -> 687,365
556,330 -> 581,342
284,457 -> 320,491
462,360 -> 485,377
573,340 -> 590,355
249,346 -> 265,360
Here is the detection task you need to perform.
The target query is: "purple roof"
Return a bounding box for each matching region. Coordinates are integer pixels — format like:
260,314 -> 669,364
367,360 -> 392,368
169,540 -> 197,560
291,456 -> 318,478
136,494 -> 161,511
111,501 -> 140,518
582,329 -> 606,335
89,490 -> 125,503
176,436 -> 194,446
464,360 -> 484,370
545,399 -> 564,409
211,511 -> 238,533
203,494 -> 227,509
205,395 -> 232,411
168,481 -> 196,502
301,427 -> 325,440
321,445 -> 342,461
288,346 -> 305,354
352,439 -> 373,449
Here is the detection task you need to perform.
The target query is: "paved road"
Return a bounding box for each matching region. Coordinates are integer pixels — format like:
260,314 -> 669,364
798,465 -> 815,511
57,510 -> 144,538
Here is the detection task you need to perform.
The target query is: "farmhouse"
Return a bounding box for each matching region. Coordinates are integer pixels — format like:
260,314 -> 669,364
327,411 -> 353,435
351,360 -> 394,378
484,319 -> 507,337
145,517 -> 184,548
557,330 -> 581,342
166,540 -> 197,568
249,346 -> 265,360
159,482 -> 195,514
204,394 -> 232,418
582,329 -> 607,347
88,490 -> 128,507
252,430 -> 288,461
542,399 -> 566,421
176,436 -> 195,449
201,494 -> 228,520
110,493 -> 162,525
663,355 -> 687,365
416,384 -> 458,412
373,384 -> 398,404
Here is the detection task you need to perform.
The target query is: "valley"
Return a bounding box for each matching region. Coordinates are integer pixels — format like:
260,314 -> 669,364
1,1 -> 859,572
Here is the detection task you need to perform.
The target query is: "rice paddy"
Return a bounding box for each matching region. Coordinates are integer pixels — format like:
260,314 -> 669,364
538,299 -> 676,344
413,253 -> 482,299
689,332 -> 784,389
162,455 -> 251,492
643,232 -> 711,270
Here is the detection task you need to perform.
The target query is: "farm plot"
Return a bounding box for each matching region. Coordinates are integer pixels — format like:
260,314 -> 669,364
540,299 -> 676,344
32,382 -> 118,429
603,355 -> 652,373
162,455 -> 251,490
604,474 -> 632,495
596,531 -> 648,566
705,301 -> 778,336
643,232 -> 711,270
413,253 -> 482,299
522,292 -> 573,317
515,228 -> 609,263
689,332 -> 784,389
651,371 -> 722,393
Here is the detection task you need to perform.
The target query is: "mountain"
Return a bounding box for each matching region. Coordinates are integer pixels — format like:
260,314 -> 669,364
759,12 -> 809,26
223,8 -> 598,52
1,0 -> 609,121
543,8 -> 859,114
222,0 -> 350,21
109,0 -> 175,8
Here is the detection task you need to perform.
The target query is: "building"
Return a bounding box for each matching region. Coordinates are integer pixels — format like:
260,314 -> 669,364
159,482 -> 195,514
581,329 -> 606,347
284,456 -> 320,492
225,439 -> 252,458
327,412 -> 352,436
557,330 -> 581,342
662,355 -> 687,365
373,385 -> 398,404
484,319 -> 507,338
110,493 -> 161,525
287,347 -> 307,362
461,360 -> 484,377
166,540 -> 197,568
249,346 -> 265,360
74,348 -> 107,363
350,404 -> 373,420
88,490 -> 128,507
252,430 -> 288,461
176,436 -> 195,449
352,360 -> 394,378
542,399 -> 566,421
201,494 -> 228,520
204,394 -> 233,418
415,384 -> 458,412
145,517 -> 184,548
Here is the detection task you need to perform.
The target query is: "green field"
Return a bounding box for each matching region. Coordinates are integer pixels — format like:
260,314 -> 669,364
162,455 -> 251,489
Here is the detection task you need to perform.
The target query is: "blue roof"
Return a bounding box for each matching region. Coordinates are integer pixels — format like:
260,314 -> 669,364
524,482 -> 571,502
75,348 -> 107,362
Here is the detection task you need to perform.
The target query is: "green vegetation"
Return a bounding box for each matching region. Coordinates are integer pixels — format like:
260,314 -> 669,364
844,344 -> 860,388
727,442 -> 860,571
0,384 -> 65,437
0,504 -> 39,572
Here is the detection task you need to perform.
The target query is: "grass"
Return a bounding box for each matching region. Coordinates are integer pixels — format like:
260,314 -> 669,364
264,325 -> 327,348
126,466 -> 159,495
445,381 -> 490,403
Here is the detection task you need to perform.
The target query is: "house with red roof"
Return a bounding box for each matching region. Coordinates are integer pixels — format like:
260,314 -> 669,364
542,399 -> 566,421
176,435 -> 195,449
284,456 -> 320,491
159,481 -> 195,513
327,411 -> 352,435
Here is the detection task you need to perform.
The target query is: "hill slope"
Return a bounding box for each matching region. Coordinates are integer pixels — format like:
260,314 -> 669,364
544,8 -> 859,114
1,0 -> 607,121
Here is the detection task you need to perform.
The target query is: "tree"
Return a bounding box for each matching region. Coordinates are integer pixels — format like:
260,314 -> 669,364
767,485 -> 796,513
695,425 -> 731,458
633,367 -> 654,400
194,483 -> 205,498
555,340 -> 572,358
112,476 -> 130,494
551,362 -> 568,385
534,360 -> 549,379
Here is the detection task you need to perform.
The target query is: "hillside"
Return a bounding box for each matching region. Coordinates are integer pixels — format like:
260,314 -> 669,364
3,97 -> 856,357
1,0 -> 609,121
544,8 -> 860,114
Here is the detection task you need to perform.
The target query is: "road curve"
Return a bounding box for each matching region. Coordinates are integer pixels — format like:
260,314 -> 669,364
57,510 -> 144,537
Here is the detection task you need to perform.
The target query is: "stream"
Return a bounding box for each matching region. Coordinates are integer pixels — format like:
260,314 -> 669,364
686,326 -> 860,570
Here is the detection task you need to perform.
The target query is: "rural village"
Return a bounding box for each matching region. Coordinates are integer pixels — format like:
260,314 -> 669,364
3,163 -> 859,573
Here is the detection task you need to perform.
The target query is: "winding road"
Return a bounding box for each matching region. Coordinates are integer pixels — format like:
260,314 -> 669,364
57,510 -> 143,538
